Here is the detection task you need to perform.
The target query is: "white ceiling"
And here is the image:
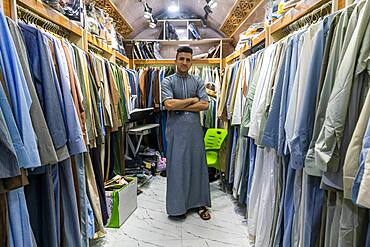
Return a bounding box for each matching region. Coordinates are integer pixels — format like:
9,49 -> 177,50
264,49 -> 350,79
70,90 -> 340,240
112,0 -> 237,38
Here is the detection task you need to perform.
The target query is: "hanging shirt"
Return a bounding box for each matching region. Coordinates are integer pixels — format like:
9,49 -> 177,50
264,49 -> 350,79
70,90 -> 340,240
20,23 -> 69,161
0,80 -> 30,169
304,11 -> 343,176
0,14 -> 41,168
0,94 -> 19,179
61,41 -> 87,144
355,117 -> 370,208
262,37 -> 290,150
248,44 -> 277,143
289,18 -> 331,169
346,86 -> 370,202
73,47 -> 92,143
52,37 -> 86,155
7,18 -> 58,165
86,54 -> 103,144
217,65 -> 231,120
282,30 -> 305,155
342,4 -> 370,198
226,62 -> 240,120
321,4 -> 370,190
315,0 -> 370,172
240,52 -> 260,137
306,4 -> 360,174
285,28 -> 312,160
231,59 -> 248,125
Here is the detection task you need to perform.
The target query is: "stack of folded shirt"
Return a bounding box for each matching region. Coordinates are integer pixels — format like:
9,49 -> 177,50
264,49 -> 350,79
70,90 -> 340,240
235,23 -> 264,51
133,42 -> 162,60
85,3 -> 120,49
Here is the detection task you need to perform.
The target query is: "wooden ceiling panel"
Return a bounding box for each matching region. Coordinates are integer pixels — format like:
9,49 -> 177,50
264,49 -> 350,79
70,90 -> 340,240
220,0 -> 265,37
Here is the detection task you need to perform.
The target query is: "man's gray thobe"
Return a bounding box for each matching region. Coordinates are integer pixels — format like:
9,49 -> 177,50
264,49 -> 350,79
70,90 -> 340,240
161,72 -> 211,216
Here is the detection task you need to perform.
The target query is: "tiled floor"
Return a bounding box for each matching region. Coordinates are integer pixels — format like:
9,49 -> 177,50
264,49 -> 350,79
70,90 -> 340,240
93,176 -> 250,247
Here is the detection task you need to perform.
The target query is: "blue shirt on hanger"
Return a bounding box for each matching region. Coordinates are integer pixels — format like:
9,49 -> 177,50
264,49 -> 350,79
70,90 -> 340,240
276,36 -> 294,156
0,80 -> 30,168
19,23 -> 68,152
261,38 -> 290,151
51,37 -> 86,155
0,104 -> 20,178
281,31 -> 305,156
0,12 -> 41,168
289,16 -> 334,169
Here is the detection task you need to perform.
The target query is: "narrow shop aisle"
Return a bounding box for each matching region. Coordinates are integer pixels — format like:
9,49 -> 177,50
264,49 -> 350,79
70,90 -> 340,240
94,176 -> 249,247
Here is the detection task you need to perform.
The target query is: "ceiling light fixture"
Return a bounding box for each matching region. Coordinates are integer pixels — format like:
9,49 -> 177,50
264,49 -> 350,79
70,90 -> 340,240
206,0 -> 218,9
149,16 -> 157,28
168,0 -> 179,12
204,4 -> 212,19
143,2 -> 152,19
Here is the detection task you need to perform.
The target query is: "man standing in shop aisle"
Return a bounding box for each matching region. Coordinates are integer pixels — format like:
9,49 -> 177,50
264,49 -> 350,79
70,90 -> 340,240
161,46 -> 211,220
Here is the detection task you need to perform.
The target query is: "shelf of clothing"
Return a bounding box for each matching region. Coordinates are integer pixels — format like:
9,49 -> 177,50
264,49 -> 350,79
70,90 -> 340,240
93,0 -> 133,38
16,0 -> 83,37
224,0 -> 340,64
87,33 -> 114,55
269,0 -> 330,34
224,30 -> 265,64
133,58 -> 221,65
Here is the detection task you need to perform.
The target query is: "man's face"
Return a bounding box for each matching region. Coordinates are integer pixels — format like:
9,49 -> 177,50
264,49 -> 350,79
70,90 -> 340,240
176,52 -> 193,73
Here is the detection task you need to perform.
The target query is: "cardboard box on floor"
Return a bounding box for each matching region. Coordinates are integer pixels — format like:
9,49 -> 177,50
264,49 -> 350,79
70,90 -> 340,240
105,177 -> 138,228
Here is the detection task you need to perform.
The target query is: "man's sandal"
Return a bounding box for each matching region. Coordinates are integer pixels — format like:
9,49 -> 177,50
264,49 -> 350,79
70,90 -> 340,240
198,207 -> 211,221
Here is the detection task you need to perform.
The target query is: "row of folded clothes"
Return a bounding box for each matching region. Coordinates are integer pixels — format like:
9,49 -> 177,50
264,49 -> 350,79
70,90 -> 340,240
0,7 -> 145,246
131,41 -> 221,60
157,22 -> 202,40
218,1 -> 370,246
132,41 -> 162,60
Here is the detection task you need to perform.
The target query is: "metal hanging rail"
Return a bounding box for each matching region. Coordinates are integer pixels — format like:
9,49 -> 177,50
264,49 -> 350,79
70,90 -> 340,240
281,1 -> 332,35
17,5 -> 71,37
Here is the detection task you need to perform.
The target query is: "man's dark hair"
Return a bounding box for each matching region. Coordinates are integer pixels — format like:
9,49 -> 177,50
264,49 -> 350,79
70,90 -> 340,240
176,46 -> 193,59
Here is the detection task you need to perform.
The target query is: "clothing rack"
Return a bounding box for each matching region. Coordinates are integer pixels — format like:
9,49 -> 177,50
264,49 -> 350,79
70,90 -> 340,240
17,5 -> 71,37
282,1 -> 332,35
